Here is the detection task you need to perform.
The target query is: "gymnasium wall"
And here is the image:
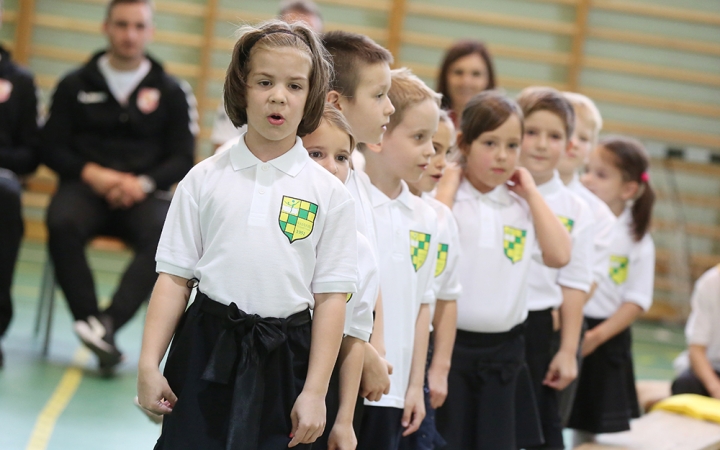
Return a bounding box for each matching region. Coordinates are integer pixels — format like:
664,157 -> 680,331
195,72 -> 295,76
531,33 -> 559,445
2,0 -> 719,319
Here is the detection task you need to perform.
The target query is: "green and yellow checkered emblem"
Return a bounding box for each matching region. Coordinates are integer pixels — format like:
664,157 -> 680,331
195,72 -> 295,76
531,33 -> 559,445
279,196 -> 318,243
503,226 -> 527,264
609,255 -> 629,285
558,216 -> 575,233
346,293 -> 353,303
410,231 -> 431,272
435,243 -> 449,277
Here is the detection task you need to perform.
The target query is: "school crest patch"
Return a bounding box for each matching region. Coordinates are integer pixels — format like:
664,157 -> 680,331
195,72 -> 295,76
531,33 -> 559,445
503,226 -> 527,264
435,243 -> 449,277
558,216 -> 575,233
410,231 -> 431,272
279,196 -> 317,243
137,87 -> 161,114
609,255 -> 629,285
346,293 -> 353,303
0,79 -> 13,103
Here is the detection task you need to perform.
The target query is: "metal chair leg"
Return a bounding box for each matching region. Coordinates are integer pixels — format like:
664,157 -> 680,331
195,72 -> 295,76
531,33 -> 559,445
35,259 -> 55,336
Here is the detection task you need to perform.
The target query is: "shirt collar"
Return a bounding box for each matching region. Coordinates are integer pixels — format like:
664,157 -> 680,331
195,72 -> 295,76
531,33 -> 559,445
456,179 -> 514,206
369,180 -> 414,209
229,132 -> 308,177
536,171 -> 563,197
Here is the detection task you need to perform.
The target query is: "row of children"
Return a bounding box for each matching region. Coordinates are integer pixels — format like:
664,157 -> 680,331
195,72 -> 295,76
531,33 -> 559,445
135,18 -> 657,450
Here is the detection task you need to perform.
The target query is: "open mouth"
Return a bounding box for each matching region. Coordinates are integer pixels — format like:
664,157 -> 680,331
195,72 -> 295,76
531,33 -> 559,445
430,173 -> 443,181
491,168 -> 506,174
268,114 -> 285,126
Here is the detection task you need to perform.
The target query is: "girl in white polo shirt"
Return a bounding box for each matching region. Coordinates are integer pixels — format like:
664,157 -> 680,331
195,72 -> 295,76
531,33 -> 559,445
301,104 -> 380,450
434,91 -> 571,450
568,137 -> 656,444
137,21 -> 358,450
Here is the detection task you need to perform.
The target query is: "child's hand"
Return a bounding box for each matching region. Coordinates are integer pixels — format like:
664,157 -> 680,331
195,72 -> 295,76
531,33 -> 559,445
401,385 -> 426,437
427,364 -> 449,409
543,349 -> 578,391
360,345 -> 392,402
581,329 -> 603,357
288,391 -> 326,447
327,421 -> 357,450
137,367 -> 177,415
435,161 -> 463,208
506,167 -> 537,200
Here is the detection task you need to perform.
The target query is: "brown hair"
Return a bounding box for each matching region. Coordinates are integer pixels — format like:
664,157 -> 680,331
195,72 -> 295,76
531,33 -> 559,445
224,20 -> 332,137
279,0 -> 322,21
386,68 -> 441,134
321,103 -> 356,152
600,136 -> 655,241
106,0 -> 152,19
517,86 -> 575,139
322,31 -> 393,99
436,40 -> 496,111
458,90 -> 523,150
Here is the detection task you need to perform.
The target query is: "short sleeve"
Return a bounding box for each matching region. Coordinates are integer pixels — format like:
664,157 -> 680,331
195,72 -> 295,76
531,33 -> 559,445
155,182 -> 202,279
621,235 -> 655,311
346,234 -> 379,342
557,201 -> 594,293
312,193 -> 358,294
420,211 -> 439,305
592,205 -> 616,283
685,268 -> 720,346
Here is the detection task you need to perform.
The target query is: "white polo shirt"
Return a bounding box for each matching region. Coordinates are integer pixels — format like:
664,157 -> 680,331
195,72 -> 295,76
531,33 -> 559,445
453,180 -> 535,333
344,232 -> 379,342
156,134 -> 358,318
423,194 -> 462,302
346,169 -> 379,259
364,180 -> 438,409
527,173 -> 594,311
674,266 -> 720,374
568,174 -> 616,284
583,208 -> 655,319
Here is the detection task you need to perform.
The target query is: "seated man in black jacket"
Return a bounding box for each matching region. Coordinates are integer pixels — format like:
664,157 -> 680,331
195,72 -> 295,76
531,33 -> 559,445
42,0 -> 196,373
0,35 -> 40,369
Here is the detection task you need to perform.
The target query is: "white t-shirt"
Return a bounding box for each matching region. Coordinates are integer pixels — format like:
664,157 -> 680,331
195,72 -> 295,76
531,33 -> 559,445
423,194 -> 462,302
156,133 -> 358,318
363,180 -> 438,409
344,232 -> 379,342
527,173 -> 594,311
453,180 -> 536,333
568,174 -> 616,284
674,266 -> 720,374
98,55 -> 151,105
210,100 -> 243,146
583,208 -> 655,319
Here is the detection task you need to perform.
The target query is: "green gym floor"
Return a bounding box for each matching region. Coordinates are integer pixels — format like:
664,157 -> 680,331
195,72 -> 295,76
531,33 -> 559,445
0,240 -> 687,450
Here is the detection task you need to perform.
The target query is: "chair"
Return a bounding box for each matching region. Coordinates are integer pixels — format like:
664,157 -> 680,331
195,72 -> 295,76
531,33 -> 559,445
34,237 -> 127,357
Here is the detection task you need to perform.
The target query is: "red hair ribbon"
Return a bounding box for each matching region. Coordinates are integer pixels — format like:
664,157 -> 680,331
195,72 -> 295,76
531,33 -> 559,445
640,172 -> 649,183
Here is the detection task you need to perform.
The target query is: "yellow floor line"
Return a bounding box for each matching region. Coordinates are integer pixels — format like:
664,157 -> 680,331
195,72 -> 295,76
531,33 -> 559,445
25,348 -> 91,450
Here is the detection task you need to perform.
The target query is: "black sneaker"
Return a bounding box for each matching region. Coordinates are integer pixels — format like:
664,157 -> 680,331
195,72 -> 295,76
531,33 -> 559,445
74,315 -> 123,370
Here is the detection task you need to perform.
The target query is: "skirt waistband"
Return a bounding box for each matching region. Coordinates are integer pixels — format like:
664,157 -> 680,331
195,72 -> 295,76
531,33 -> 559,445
196,291 -> 311,328
456,323 -> 525,347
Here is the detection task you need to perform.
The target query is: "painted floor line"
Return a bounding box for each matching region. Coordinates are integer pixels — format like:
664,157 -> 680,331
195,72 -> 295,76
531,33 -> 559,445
25,348 -> 91,450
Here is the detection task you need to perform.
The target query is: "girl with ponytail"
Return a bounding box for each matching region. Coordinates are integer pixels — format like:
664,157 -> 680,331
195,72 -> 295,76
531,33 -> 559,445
567,136 -> 656,444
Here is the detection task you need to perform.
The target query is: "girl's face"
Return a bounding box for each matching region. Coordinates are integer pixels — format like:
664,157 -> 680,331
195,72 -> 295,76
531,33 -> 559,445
447,53 -> 490,111
558,111 -> 594,177
245,46 -> 312,152
302,120 -> 352,182
463,114 -> 522,194
519,110 -> 568,185
408,120 -> 454,193
581,146 -> 637,213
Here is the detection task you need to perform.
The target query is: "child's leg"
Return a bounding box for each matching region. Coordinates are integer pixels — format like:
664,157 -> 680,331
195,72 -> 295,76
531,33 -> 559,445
356,406 -> 404,450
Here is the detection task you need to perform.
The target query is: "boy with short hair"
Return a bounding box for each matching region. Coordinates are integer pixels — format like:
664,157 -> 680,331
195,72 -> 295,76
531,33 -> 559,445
322,30 -> 396,402
356,67 -> 440,450
517,87 -> 595,449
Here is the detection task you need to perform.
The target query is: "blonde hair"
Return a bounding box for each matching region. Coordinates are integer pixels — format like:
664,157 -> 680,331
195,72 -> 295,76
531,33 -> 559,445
563,91 -> 603,144
387,68 -> 442,134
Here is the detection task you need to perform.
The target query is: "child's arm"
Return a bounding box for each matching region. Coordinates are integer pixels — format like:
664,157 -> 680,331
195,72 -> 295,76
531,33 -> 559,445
428,299 -> 457,408
360,292 -> 393,401
581,302 -> 643,357
434,162 -> 463,208
137,273 -> 192,415
688,345 -> 720,399
544,286 -> 584,390
370,291 -> 386,357
289,292 -> 346,447
508,168 -> 571,268
402,303 -> 431,437
327,336 -> 364,450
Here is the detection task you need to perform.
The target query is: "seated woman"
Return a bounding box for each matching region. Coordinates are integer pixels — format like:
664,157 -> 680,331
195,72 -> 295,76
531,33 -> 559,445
672,265 -> 720,399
